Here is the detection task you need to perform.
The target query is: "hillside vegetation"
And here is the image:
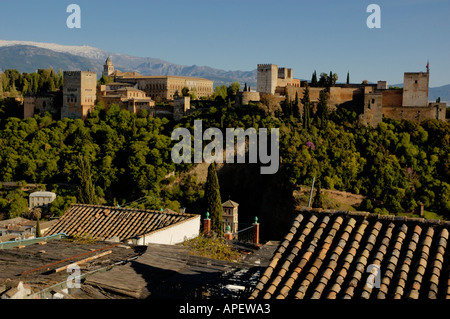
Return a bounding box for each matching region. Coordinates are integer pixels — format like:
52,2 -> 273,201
0,97 -> 448,240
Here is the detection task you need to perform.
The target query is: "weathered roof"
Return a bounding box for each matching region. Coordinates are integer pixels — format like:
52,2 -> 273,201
0,217 -> 30,228
222,200 -> 239,208
250,208 -> 450,299
30,191 -> 56,198
116,87 -> 143,92
104,82 -> 133,87
45,204 -> 199,241
81,242 -> 272,299
0,239 -> 140,297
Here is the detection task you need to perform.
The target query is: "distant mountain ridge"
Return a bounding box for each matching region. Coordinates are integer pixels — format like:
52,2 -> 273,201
0,40 -> 257,87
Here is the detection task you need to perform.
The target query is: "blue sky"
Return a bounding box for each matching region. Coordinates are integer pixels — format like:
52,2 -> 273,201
0,0 -> 449,86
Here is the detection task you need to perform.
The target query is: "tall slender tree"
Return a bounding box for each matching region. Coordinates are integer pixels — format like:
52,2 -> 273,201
312,179 -> 323,208
301,86 -> 311,130
311,71 -> 318,87
316,89 -> 329,129
204,162 -> 223,235
77,154 -> 98,205
346,72 -> 350,85
293,91 -> 300,118
35,217 -> 42,238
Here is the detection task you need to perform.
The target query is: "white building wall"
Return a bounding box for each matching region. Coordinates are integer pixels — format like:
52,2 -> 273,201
135,215 -> 200,245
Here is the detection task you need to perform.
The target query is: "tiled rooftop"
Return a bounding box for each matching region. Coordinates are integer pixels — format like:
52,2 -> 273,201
250,208 -> 450,299
46,204 -> 198,241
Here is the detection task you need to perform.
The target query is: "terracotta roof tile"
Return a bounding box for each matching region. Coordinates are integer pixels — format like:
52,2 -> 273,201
251,208 -> 450,299
46,204 -> 198,241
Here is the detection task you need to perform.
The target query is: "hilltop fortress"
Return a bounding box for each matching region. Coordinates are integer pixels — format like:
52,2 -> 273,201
251,63 -> 447,126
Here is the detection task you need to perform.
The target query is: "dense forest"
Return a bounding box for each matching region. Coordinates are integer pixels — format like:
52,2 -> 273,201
0,77 -> 448,226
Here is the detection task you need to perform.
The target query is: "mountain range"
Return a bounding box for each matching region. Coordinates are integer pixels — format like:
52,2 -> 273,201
0,40 -> 257,88
0,39 -> 448,102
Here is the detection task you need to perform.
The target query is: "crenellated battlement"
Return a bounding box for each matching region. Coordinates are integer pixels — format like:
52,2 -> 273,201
257,64 -> 277,69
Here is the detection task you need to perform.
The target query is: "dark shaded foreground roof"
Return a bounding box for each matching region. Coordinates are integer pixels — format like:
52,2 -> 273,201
250,208 -> 450,299
78,242 -> 277,299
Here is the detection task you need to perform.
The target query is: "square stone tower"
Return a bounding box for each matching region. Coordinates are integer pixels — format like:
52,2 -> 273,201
257,64 -> 279,94
222,200 -> 239,234
103,57 -> 115,77
361,92 -> 383,127
61,71 -> 97,119
402,72 -> 429,107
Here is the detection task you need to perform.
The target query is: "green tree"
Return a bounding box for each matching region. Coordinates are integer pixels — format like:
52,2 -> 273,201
227,82 -> 241,97
213,85 -> 228,101
311,71 -> 318,87
301,86 -> 311,130
5,190 -> 28,218
35,217 -> 42,238
293,91 -> 300,118
49,195 -> 77,217
346,72 -> 350,85
204,162 -> 223,235
283,94 -> 292,117
182,87 -> 190,97
77,154 -> 98,205
312,179 -> 323,208
316,89 -> 329,128
332,73 -> 338,86
318,73 -> 328,87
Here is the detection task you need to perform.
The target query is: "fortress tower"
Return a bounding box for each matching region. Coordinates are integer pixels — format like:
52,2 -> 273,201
402,72 -> 429,107
61,71 -> 97,119
257,64 -> 279,94
103,56 -> 115,77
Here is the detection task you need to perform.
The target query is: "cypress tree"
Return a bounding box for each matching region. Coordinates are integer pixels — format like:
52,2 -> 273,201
301,86 -> 311,130
346,72 -> 350,85
77,154 -> 98,205
293,91 -> 300,118
311,71 -> 318,87
316,89 -> 329,129
204,162 -> 223,235
36,217 -> 42,238
283,94 -> 291,117
312,179 -> 323,208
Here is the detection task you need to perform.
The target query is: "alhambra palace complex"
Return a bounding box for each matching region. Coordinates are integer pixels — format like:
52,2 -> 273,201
23,58 -> 447,126
253,63 -> 447,127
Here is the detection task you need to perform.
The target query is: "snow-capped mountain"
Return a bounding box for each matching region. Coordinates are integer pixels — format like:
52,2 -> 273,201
0,39 -> 257,87
0,39 -> 107,60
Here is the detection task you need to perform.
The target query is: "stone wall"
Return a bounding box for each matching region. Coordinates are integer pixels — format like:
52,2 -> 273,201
360,93 -> 383,127
382,104 -> 444,122
235,91 -> 260,106
173,96 -> 191,121
382,89 -> 403,107
23,97 -> 35,119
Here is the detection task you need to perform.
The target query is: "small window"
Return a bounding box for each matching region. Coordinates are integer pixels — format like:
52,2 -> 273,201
372,99 -> 375,104
415,80 -> 418,84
